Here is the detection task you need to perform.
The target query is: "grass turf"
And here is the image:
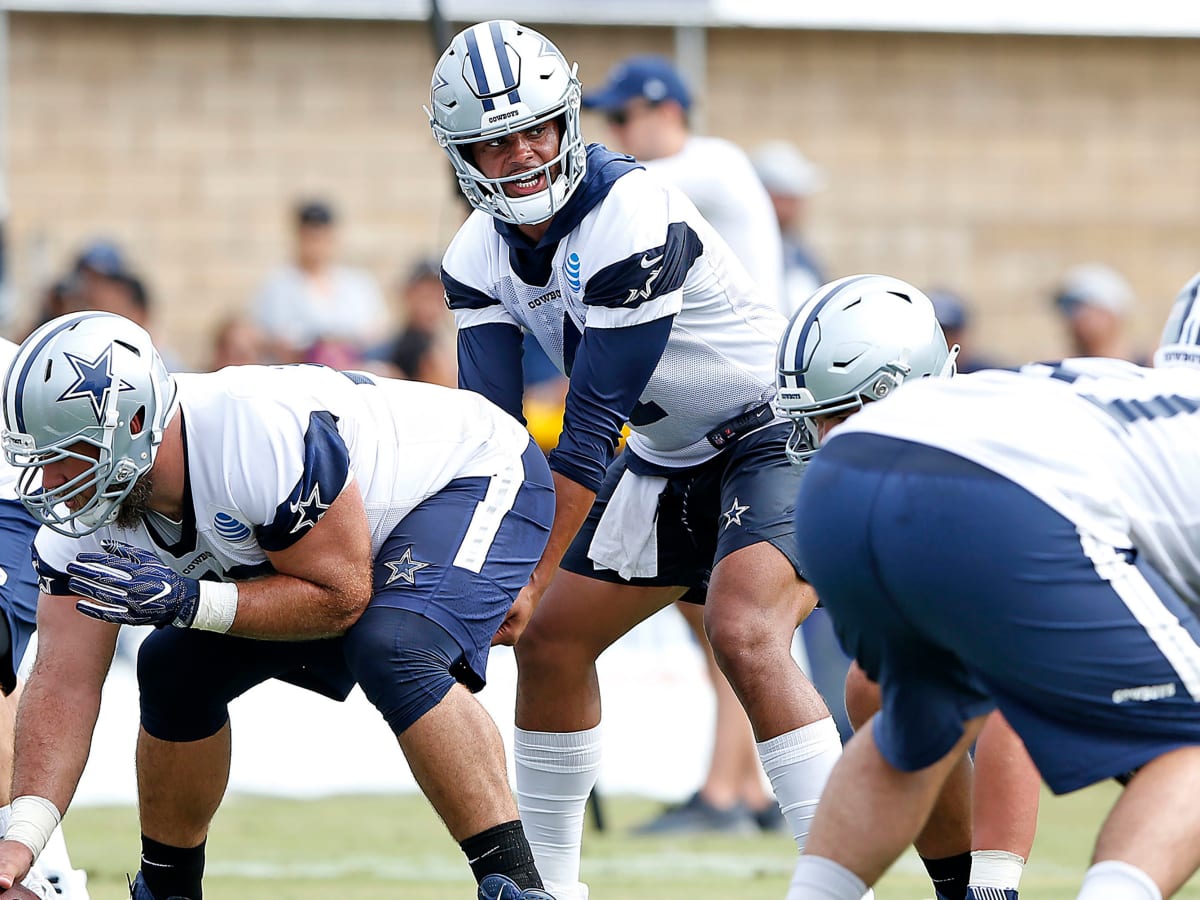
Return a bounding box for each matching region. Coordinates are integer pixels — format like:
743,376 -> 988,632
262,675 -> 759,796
63,782 -> 1200,898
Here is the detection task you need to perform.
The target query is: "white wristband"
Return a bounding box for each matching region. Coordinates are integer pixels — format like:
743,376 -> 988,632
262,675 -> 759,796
189,581 -> 239,633
4,795 -> 61,861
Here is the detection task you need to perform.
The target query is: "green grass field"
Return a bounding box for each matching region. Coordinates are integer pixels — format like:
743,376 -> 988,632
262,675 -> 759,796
64,783 -> 1200,899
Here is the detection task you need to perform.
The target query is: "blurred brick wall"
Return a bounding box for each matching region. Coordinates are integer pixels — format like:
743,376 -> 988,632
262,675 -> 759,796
7,14 -> 1200,367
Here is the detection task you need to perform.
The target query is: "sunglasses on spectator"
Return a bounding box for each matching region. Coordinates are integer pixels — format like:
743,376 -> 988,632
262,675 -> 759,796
604,100 -> 661,127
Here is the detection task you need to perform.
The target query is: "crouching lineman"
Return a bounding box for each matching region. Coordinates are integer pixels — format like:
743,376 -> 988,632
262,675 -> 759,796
0,311 -> 560,900
775,275 -> 1040,900
786,300 -> 1200,899
0,335 -> 89,899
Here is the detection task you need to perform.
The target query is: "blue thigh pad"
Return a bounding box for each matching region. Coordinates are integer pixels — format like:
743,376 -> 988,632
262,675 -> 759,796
343,606 -> 466,734
366,439 -> 553,688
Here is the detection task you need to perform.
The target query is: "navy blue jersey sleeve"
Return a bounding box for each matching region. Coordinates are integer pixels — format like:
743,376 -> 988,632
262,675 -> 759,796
442,267 -> 500,310
548,314 -> 675,492
31,545 -> 72,596
256,411 -> 350,552
457,323 -> 527,425
583,221 -> 703,310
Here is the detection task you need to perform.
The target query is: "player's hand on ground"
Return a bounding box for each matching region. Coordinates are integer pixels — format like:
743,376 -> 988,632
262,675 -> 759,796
0,839 -> 33,890
493,583 -> 538,646
67,540 -> 201,628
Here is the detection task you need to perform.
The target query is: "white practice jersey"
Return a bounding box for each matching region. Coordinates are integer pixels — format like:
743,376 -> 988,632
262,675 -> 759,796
642,135 -> 784,307
33,364 -> 531,584
445,147 -> 786,472
831,358 -> 1200,607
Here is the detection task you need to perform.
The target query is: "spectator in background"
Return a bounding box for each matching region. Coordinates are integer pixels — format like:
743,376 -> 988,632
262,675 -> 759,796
252,199 -> 385,366
54,239 -> 183,371
1053,262 -> 1146,363
751,141 -> 829,317
584,54 -> 789,837
366,258 -> 456,388
583,55 -> 783,308
928,287 -> 1006,374
209,315 -> 270,370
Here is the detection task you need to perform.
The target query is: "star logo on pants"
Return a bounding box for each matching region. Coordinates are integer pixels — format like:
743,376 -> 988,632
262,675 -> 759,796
383,546 -> 431,586
722,497 -> 750,530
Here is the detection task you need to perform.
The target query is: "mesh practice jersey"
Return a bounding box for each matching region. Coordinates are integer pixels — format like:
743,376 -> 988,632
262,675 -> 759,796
444,145 -> 786,481
33,364 -> 531,587
831,358 -> 1200,608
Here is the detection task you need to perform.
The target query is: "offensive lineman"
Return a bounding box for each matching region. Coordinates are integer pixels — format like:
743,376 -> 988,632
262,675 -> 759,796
775,275 -> 1040,900
0,312 -> 559,900
427,19 -> 841,900
789,354 -> 1200,900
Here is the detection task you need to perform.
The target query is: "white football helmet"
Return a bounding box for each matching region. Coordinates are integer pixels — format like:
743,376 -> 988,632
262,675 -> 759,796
426,20 -> 586,226
1154,271 -> 1200,369
2,312 -> 177,536
776,274 -> 958,466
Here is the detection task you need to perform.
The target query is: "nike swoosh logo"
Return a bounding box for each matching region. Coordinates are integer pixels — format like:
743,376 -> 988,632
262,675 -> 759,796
148,581 -> 172,603
467,845 -> 501,865
641,253 -> 664,268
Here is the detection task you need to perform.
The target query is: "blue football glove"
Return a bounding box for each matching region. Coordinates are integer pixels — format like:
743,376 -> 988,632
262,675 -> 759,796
67,540 -> 200,628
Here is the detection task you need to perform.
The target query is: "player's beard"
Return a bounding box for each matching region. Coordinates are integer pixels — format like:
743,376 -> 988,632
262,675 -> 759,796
114,474 -> 154,530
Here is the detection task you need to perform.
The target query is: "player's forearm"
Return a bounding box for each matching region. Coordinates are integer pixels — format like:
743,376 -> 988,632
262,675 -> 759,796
226,569 -> 372,640
11,668 -> 103,815
528,472 -> 595,597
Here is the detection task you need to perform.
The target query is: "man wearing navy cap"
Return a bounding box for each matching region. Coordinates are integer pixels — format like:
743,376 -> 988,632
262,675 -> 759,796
584,55 -> 783,310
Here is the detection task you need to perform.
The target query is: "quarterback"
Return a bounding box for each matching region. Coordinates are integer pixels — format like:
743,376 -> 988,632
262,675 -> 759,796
428,19 -> 841,900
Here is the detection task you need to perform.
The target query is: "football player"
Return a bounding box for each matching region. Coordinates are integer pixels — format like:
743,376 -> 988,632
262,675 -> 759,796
0,312 -> 559,900
776,275 -> 1040,900
0,336 -> 88,899
428,20 -> 842,900
788,333 -> 1200,899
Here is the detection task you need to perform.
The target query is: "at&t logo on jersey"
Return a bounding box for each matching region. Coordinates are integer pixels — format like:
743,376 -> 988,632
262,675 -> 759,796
564,253 -> 582,292
213,511 -> 252,543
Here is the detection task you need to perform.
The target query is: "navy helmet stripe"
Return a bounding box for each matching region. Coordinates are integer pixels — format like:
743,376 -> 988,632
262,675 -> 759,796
463,28 -> 496,113
10,312 -> 110,434
1178,277 -> 1200,345
489,20 -> 521,105
791,274 -> 878,385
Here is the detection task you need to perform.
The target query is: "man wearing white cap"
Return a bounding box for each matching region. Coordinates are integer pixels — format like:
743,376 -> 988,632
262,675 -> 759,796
1054,262 -> 1145,363
752,141 -> 829,316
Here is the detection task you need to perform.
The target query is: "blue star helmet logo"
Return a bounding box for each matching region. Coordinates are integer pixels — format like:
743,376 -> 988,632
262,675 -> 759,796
56,345 -> 135,422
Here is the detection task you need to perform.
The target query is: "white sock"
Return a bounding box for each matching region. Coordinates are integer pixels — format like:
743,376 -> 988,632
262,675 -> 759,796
758,717 -> 842,851
1077,860 -> 1161,900
514,725 -> 602,900
971,849 -> 1025,891
0,803 -> 10,836
787,855 -> 871,900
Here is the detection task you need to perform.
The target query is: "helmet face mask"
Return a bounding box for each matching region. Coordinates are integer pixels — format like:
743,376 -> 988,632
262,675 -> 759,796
426,20 -> 587,226
2,312 -> 176,536
775,274 -> 958,467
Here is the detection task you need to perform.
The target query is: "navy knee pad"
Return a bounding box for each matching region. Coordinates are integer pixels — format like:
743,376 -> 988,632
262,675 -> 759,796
138,628 -> 236,742
344,606 -> 469,735
138,627 -> 327,742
